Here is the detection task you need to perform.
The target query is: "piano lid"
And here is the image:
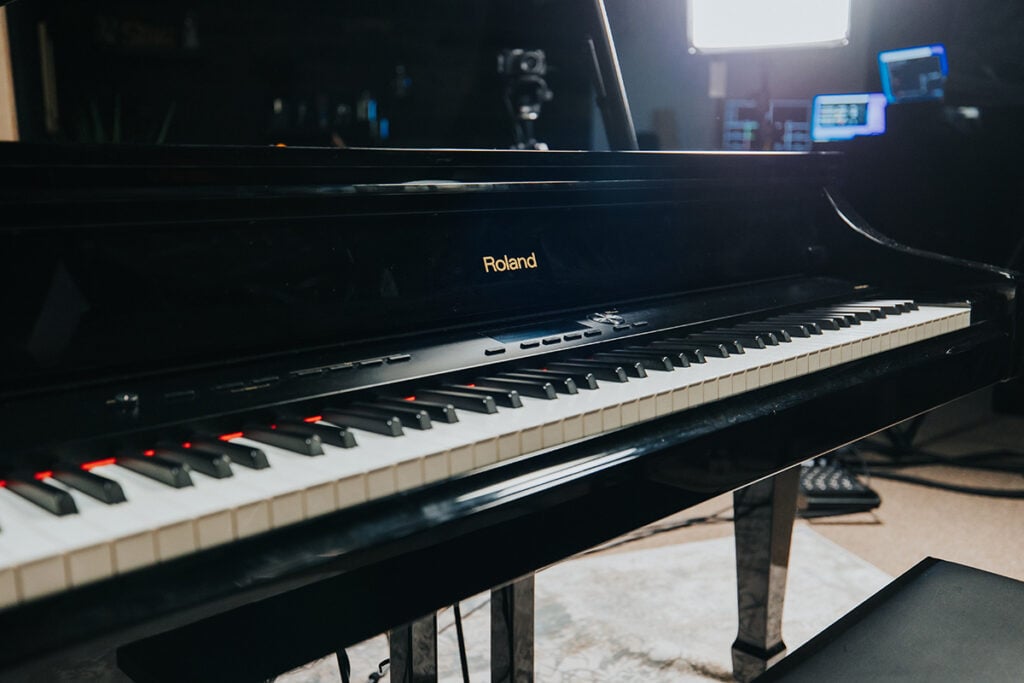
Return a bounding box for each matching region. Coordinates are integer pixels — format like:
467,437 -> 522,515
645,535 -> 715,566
0,145 -> 841,396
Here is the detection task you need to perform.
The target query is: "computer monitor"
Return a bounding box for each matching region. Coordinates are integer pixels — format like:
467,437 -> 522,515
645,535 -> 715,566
878,44 -> 948,103
811,93 -> 887,142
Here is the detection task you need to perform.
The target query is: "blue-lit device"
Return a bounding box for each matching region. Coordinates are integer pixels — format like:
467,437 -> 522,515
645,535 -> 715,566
811,93 -> 887,142
878,44 -> 948,103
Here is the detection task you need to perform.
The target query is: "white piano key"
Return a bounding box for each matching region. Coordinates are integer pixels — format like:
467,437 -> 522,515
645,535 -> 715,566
0,490 -> 70,602
2,483 -> 114,589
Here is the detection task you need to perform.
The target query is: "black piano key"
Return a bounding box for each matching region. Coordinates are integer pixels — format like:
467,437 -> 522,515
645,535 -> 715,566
814,308 -> 878,321
52,468 -> 127,504
119,454 -> 194,488
154,444 -> 234,478
734,323 -> 800,340
500,372 -> 578,394
475,377 -> 558,400
517,368 -> 599,390
353,402 -> 433,430
767,315 -> 837,331
7,477 -> 79,515
245,427 -> 325,455
446,384 -> 523,408
546,361 -> 629,382
375,398 -> 459,423
321,408 -> 405,436
569,358 -> 647,378
276,420 -> 359,447
660,339 -> 735,357
689,334 -> 760,351
731,325 -> 791,342
641,343 -> 708,363
417,389 -> 497,414
622,346 -> 692,367
592,351 -> 674,371
848,302 -> 907,314
190,439 -> 270,470
806,310 -> 860,325
838,304 -> 888,318
764,317 -> 824,334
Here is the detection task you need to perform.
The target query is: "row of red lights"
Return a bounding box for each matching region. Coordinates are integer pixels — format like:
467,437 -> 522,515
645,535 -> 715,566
17,415 -> 325,482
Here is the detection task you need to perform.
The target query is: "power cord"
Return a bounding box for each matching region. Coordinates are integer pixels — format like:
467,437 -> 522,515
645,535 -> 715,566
453,603 -> 471,683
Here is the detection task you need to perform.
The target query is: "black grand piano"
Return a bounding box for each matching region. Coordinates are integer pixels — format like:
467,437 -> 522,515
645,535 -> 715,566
0,141 -> 1019,682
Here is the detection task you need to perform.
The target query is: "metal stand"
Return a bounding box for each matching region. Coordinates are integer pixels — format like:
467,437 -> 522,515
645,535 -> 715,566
731,466 -> 800,682
491,575 -> 535,683
389,614 -> 438,683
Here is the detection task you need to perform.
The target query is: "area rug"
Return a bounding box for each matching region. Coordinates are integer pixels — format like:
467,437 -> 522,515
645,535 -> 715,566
281,525 -> 891,682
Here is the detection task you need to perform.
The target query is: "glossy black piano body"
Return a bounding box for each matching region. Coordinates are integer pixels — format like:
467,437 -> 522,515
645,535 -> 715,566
0,145 -> 1019,681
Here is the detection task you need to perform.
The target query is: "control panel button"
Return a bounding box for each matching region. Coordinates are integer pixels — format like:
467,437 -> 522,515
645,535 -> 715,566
520,340 -> 540,349
613,324 -> 631,331
563,332 -> 583,341
583,329 -> 602,337
163,389 -> 196,402
387,354 -> 412,363
542,337 -> 561,345
485,347 -> 506,356
290,367 -> 324,377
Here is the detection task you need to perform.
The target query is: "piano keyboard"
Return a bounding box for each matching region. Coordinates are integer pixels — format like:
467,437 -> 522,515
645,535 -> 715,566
0,301 -> 969,609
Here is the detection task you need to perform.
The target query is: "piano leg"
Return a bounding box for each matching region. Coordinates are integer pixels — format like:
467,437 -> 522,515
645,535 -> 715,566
389,614 -> 438,683
731,466 -> 800,682
491,574 -> 535,683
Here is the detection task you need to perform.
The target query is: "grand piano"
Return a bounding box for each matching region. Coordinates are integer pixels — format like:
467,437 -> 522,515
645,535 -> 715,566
0,142 -> 1019,681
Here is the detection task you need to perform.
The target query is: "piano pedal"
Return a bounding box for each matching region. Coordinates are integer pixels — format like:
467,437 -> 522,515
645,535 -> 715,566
797,451 -> 881,518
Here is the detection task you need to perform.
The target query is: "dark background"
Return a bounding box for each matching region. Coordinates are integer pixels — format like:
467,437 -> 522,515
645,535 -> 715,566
4,0 -> 1024,265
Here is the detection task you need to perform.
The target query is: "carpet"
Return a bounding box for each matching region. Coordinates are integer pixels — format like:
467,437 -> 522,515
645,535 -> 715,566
279,526 -> 891,682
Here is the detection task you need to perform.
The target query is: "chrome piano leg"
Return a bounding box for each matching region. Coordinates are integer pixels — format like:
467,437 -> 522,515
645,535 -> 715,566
731,466 -> 800,682
491,574 -> 535,683
389,614 -> 438,683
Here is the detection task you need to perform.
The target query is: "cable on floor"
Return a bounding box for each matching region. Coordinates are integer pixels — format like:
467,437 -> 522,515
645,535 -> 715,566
453,603 -> 471,683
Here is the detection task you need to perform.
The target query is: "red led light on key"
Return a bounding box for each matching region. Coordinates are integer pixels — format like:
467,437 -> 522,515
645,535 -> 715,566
143,449 -> 156,457
466,383 -> 476,388
0,480 -> 5,488
270,424 -> 277,430
34,470 -> 52,480
219,432 -> 244,441
182,442 -> 192,449
81,458 -> 116,470
303,415 -> 322,423
403,396 -> 416,401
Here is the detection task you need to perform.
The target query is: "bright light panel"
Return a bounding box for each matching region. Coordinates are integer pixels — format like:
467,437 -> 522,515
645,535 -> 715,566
688,0 -> 852,53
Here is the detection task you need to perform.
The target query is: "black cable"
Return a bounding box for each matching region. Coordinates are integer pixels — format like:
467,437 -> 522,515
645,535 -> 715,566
336,648 -> 351,683
367,659 -> 389,683
864,469 -> 1024,498
453,603 -> 471,683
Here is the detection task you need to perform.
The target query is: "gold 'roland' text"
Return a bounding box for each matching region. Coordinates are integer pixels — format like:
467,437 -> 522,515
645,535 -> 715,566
482,252 -> 538,273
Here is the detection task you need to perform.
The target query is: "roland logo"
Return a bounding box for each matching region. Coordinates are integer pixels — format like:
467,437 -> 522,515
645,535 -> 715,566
482,252 -> 538,273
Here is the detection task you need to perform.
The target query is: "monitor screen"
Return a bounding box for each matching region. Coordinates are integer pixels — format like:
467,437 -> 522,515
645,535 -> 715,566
878,44 -> 948,103
811,93 -> 887,142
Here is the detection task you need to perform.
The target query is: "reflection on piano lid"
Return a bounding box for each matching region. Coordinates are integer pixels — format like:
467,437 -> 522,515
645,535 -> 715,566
0,146 -> 1018,680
